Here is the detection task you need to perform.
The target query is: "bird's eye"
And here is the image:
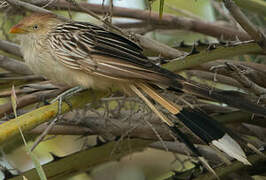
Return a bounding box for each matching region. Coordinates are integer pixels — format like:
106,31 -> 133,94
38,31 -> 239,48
32,25 -> 38,30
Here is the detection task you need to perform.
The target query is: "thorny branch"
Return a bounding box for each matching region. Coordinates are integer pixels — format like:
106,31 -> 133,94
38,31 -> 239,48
199,60 -> 266,91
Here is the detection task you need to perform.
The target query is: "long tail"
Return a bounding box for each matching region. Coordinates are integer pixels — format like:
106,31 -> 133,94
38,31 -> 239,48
180,80 -> 266,116
136,82 -> 251,165
129,84 -> 220,177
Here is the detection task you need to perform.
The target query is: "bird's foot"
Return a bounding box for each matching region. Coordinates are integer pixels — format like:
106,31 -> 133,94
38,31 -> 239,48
51,86 -> 85,116
30,87 -> 84,152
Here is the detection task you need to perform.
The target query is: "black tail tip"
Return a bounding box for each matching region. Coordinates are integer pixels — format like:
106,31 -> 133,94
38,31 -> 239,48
175,107 -> 225,144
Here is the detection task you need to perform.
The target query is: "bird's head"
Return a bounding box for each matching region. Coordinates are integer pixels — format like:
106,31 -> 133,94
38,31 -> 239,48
9,13 -> 60,35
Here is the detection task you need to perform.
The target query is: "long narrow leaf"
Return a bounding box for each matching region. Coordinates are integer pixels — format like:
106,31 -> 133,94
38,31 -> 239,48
11,85 -> 47,180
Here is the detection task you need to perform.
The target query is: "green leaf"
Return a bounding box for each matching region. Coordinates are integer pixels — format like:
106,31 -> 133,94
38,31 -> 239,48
25,145 -> 47,180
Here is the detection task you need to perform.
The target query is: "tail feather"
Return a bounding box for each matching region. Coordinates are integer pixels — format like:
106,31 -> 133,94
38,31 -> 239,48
137,82 -> 250,165
130,83 -> 201,157
176,108 -> 250,165
176,108 -> 225,143
212,133 -> 251,165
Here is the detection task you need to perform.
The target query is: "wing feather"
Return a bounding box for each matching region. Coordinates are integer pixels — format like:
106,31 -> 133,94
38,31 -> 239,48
47,22 -> 181,83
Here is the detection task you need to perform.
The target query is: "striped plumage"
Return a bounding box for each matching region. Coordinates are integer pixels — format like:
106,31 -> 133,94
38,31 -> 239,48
10,13 -> 265,166
47,21 -> 184,88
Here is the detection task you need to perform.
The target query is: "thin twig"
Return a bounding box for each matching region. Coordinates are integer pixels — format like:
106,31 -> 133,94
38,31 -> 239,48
6,0 -> 68,21
223,0 -> 266,51
6,0 -> 51,13
30,124 -> 92,135
66,0 -> 125,36
0,89 -> 64,118
49,0 -> 251,41
0,0 -> 8,8
211,0 -> 238,27
225,62 -> 266,96
144,118 -> 168,151
30,117 -> 58,151
13,0 -> 252,41
194,150 -> 266,180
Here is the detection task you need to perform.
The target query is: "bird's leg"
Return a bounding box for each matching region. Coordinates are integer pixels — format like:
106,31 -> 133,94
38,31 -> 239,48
51,86 -> 86,115
31,86 -> 86,151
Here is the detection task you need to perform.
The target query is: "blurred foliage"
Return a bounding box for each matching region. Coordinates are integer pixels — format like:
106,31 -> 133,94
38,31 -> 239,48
149,0 -> 216,45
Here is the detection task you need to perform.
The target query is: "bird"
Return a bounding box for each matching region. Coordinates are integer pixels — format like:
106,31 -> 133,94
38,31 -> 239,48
9,12 -> 264,166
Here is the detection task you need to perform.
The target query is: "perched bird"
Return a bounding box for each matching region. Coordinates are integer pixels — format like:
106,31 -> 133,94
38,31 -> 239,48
10,13 -> 264,165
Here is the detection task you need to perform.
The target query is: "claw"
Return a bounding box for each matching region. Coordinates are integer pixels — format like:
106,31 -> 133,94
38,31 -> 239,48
51,86 -> 85,115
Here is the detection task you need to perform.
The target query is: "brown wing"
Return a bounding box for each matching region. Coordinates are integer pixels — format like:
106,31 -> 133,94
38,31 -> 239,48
47,22 -> 182,84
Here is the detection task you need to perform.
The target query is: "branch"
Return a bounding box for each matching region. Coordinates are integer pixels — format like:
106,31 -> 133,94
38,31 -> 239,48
224,62 -> 266,96
234,0 -> 266,17
223,0 -> 266,51
0,39 -> 21,57
0,89 -> 62,118
7,0 -> 251,41
48,0 -> 251,41
0,89 -> 108,145
214,111 -> 266,128
6,41 -> 262,79
150,141 -> 230,165
6,0 -> 51,13
0,55 -> 32,75
211,1 -> 238,26
183,70 -> 242,88
194,150 -> 266,180
5,0 -> 183,58
29,124 -> 92,135
163,41 -> 263,72
135,34 -> 183,58
197,60 -> 266,88
5,0 -> 69,21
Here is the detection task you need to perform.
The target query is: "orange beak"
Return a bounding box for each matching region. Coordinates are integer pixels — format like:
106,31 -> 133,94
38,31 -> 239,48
9,24 -> 25,34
